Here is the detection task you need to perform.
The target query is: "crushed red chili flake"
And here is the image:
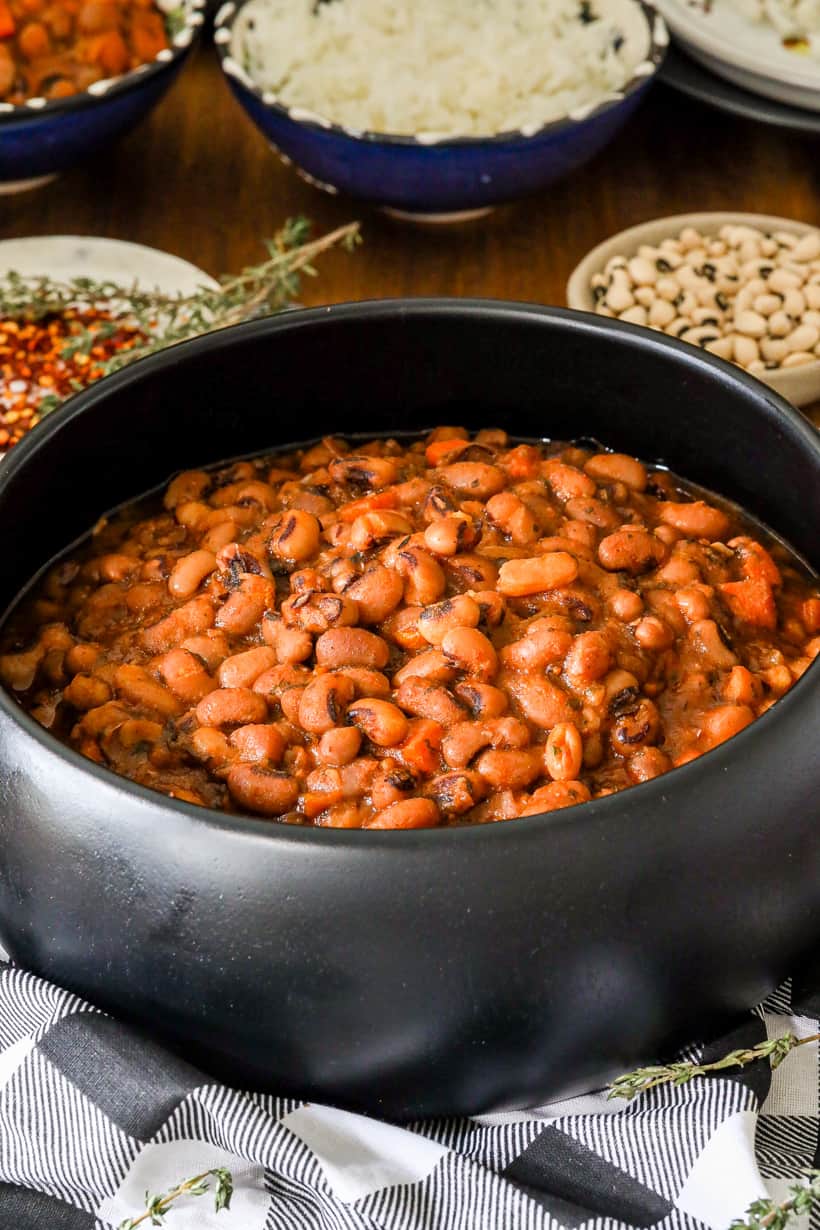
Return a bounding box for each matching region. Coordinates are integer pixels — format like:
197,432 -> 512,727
0,309 -> 146,453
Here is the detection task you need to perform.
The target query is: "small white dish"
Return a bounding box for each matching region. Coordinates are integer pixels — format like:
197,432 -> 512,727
567,211 -> 820,409
654,0 -> 820,111
0,236 -> 217,464
0,235 -> 216,295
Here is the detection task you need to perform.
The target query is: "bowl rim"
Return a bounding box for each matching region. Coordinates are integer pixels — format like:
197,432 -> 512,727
565,210 -> 820,404
213,0 -> 668,148
652,0 -> 820,96
1,298 -> 818,848
0,0 -> 205,125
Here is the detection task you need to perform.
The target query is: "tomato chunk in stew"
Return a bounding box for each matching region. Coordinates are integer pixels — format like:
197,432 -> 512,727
2,429 -> 817,828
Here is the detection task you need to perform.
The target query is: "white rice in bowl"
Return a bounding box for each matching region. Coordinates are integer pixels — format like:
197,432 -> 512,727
229,0 -> 655,139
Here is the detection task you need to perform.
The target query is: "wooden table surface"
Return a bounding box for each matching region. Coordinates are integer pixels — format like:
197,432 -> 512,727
2,42 -> 819,423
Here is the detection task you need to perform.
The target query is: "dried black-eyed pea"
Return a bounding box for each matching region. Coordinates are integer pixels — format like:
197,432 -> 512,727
589,223 -> 820,373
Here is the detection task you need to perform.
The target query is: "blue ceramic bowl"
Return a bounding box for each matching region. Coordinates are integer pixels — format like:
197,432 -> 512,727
0,0 -> 205,194
215,0 -> 668,220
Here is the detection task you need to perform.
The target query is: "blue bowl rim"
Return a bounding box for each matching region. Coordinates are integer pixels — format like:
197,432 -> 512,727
214,0 -> 669,149
0,0 -> 205,126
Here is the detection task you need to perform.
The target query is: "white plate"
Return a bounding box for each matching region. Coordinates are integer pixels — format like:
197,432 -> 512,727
0,235 -> 216,296
0,236 -> 217,463
566,211 -> 820,409
654,0 -> 820,111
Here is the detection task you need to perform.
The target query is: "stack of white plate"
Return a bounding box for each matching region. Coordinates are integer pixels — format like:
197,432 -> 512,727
655,0 -> 820,116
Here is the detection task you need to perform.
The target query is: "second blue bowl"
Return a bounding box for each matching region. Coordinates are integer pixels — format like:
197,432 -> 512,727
215,0 -> 668,220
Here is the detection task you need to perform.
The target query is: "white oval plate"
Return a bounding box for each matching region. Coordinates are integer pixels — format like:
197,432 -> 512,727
566,211 -> 820,409
0,236 -> 217,463
654,0 -> 820,111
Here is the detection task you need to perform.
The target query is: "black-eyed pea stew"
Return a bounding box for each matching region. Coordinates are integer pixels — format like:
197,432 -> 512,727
1,428 -> 818,829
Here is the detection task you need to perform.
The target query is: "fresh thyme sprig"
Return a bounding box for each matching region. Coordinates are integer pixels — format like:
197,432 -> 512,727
608,1031 -> 820,1101
732,1169 -> 820,1230
0,216 -> 360,418
118,1167 -> 233,1228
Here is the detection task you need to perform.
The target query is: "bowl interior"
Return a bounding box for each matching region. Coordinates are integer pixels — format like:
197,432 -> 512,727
215,0 -> 666,145
1,302 -> 818,627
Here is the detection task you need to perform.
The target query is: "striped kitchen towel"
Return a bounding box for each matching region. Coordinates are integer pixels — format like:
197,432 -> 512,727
0,961 -> 818,1230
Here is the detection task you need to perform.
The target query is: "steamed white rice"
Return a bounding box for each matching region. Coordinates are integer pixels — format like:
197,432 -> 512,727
230,0 -> 649,138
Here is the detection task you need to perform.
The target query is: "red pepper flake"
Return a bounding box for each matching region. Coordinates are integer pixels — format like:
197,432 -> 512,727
0,309 -> 147,452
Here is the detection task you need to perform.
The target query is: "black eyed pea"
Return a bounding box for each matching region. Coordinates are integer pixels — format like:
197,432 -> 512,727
753,293 -> 781,318
485,491 -> 536,545
347,698 -> 408,747
267,510 -> 321,562
216,575 -> 275,637
791,233 -> 820,263
280,592 -> 359,634
318,726 -> 362,766
349,510 -> 414,551
453,681 -> 508,719
396,547 -> 447,607
418,594 -> 481,645
345,566 -> 405,625
194,687 -> 268,728
760,337 -> 789,365
649,299 -> 676,327
423,513 -> 479,557
733,336 -> 760,369
587,455 -> 649,492
619,305 -> 648,326
655,278 -> 680,302
627,256 -> 657,286
441,627 -> 498,681
785,324 -> 819,354
227,764 -> 299,817
297,673 -> 356,734
768,267 -> 802,295
328,454 -> 398,490
315,627 -> 389,670
337,667 -> 392,698
394,678 -> 465,727
705,337 -> 734,360
734,310 -> 767,338
768,311 -> 792,338
393,649 -> 456,687
364,798 -> 441,830
437,461 -> 506,500
782,351 -> 817,368
168,549 -> 217,599
427,771 -> 487,816
217,647 -> 278,690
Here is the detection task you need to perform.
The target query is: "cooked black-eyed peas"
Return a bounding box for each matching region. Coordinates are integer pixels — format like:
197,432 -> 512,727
1,429 -> 818,827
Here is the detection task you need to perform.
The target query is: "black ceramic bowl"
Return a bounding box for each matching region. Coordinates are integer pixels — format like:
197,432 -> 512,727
1,301 -> 818,1121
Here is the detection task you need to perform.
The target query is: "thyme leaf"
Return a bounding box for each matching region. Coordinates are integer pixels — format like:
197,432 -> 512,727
608,1031 -> 820,1101
732,1170 -> 820,1230
118,1167 -> 233,1228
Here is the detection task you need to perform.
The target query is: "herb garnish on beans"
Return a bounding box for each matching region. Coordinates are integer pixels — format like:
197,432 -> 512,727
2,429 -> 817,828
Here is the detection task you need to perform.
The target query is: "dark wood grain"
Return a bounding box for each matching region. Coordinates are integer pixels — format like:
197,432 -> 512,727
2,42 -> 819,423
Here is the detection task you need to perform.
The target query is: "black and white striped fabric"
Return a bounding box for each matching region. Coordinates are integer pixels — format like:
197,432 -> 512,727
0,960 -> 818,1230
